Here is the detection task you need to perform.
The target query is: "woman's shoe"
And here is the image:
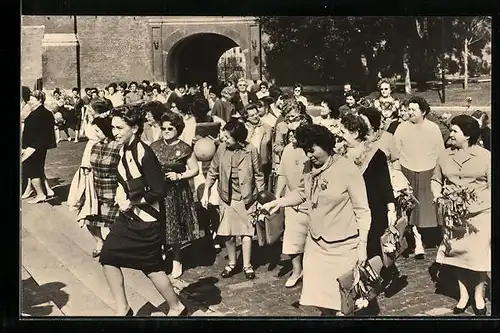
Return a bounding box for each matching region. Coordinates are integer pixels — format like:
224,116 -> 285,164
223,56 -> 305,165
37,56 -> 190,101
21,190 -> 35,199
221,264 -> 237,278
285,272 -> 303,288
473,302 -> 487,316
243,266 -> 256,280
453,300 -> 470,314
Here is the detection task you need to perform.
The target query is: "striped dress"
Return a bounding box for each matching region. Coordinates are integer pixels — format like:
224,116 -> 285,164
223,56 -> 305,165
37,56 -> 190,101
99,138 -> 167,273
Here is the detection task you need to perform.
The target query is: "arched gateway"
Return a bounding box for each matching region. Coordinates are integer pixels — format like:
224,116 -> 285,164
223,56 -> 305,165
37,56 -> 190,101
21,16 -> 261,89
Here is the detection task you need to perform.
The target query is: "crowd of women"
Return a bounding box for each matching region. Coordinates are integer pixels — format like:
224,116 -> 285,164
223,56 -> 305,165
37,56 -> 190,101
21,77 -> 491,317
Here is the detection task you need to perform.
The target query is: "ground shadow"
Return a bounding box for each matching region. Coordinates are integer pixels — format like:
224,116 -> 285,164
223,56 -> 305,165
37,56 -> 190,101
135,301 -> 164,317
45,184 -> 71,207
154,277 -> 222,316
22,278 -> 68,316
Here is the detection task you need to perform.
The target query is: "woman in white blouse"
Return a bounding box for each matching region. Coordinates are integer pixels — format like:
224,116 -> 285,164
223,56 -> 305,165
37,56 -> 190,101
393,96 -> 445,259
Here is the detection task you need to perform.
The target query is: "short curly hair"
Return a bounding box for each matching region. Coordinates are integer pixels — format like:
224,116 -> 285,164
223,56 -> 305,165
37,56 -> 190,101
141,101 -> 167,123
160,110 -> 185,135
90,99 -> 111,114
295,123 -> 336,155
407,95 -> 431,117
450,114 -> 481,146
341,113 -> 369,141
111,104 -> 145,136
222,118 -> 248,144
281,98 -> 301,116
358,107 -> 382,132
377,78 -> 392,90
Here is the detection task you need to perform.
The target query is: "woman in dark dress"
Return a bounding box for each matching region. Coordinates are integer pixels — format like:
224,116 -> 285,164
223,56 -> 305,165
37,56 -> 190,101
99,104 -> 186,316
339,112 -> 397,260
83,116 -> 122,258
150,111 -> 201,279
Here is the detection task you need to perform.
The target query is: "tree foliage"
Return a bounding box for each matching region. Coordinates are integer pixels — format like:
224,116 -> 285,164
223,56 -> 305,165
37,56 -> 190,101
259,16 -> 491,86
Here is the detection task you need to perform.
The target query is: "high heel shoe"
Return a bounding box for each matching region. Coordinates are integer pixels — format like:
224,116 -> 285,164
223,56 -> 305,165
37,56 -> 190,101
473,302 -> 487,316
453,300 -> 470,314
285,272 -> 303,288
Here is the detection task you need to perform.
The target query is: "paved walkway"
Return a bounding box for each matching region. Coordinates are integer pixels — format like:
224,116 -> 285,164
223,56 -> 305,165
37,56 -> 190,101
20,139 -> 491,317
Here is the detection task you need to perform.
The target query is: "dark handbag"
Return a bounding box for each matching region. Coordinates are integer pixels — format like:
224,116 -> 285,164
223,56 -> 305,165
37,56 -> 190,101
255,190 -> 285,247
337,256 -> 384,315
380,215 -> 409,268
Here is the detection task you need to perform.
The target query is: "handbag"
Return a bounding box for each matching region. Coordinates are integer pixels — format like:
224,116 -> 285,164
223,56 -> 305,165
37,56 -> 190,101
337,256 -> 384,315
380,215 -> 409,268
255,190 -> 285,247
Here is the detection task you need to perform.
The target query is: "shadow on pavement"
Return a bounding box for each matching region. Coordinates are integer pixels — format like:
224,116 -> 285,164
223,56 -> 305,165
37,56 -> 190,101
135,302 -> 164,317
22,278 -> 68,316
181,277 -> 222,309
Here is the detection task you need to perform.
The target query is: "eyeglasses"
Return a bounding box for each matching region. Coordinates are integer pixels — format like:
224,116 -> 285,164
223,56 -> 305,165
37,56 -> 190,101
294,89 -> 301,92
380,88 -> 390,91
160,126 -> 176,131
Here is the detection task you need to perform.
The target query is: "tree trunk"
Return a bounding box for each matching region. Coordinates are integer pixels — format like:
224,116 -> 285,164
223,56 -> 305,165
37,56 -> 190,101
403,50 -> 411,95
463,39 -> 469,90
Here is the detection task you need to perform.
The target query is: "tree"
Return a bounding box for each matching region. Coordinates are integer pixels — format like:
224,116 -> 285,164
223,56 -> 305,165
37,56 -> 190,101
218,55 -> 244,83
453,17 -> 491,89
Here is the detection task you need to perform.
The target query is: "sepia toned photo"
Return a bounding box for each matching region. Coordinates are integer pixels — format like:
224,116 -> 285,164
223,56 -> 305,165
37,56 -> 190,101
20,15 -> 491,317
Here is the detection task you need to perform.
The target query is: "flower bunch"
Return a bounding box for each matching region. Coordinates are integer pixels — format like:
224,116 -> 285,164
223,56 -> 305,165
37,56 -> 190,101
437,184 -> 480,254
395,187 -> 419,216
250,204 -> 269,226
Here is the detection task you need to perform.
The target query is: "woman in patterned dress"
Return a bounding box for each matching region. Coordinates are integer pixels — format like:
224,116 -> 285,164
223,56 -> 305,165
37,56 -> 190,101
150,111 -> 201,279
373,79 -> 400,132
432,115 -> 491,316
99,104 -> 186,316
83,116 -> 122,258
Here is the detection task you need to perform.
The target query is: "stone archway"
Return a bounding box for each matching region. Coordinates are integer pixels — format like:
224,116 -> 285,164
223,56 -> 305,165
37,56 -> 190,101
166,33 -> 239,86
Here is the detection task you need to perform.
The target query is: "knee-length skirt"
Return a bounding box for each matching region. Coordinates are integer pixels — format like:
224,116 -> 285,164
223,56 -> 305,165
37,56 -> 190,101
282,207 -> 309,255
299,233 -> 359,311
99,212 -> 165,273
436,209 -> 491,272
402,166 -> 439,228
217,199 -> 256,237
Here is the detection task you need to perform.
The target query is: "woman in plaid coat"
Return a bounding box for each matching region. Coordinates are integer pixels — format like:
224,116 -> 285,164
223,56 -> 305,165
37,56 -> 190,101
83,116 -> 122,258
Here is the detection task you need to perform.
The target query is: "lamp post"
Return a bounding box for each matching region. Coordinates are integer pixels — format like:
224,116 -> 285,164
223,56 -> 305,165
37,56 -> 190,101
74,15 -> 81,93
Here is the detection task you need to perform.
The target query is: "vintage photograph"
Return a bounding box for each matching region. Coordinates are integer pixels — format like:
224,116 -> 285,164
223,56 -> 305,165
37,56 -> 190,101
20,16 -> 491,317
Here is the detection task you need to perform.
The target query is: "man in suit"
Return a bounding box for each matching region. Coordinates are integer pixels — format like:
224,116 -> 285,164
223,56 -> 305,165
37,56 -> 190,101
22,90 -> 57,204
230,78 -> 259,115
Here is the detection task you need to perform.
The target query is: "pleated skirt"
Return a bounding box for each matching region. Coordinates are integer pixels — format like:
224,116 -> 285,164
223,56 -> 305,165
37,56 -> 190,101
402,166 -> 439,228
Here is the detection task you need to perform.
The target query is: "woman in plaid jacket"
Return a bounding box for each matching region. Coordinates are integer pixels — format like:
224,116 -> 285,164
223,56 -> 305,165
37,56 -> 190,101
83,116 -> 122,258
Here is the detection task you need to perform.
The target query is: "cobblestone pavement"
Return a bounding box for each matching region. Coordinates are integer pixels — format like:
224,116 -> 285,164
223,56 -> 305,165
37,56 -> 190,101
21,138 -> 491,317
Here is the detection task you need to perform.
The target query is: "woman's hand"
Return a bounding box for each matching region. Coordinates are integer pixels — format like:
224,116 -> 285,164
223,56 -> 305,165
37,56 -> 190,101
356,242 -> 367,263
387,210 -> 397,226
165,172 -> 180,181
261,200 -> 281,215
201,191 -> 210,209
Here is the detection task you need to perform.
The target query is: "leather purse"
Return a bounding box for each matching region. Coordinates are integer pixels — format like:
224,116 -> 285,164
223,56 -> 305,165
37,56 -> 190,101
380,215 -> 409,268
337,256 -> 384,315
126,176 -> 150,200
255,190 -> 285,247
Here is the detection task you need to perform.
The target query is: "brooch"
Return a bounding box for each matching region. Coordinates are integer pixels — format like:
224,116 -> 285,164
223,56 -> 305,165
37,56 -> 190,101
320,179 -> 328,191
175,150 -> 181,157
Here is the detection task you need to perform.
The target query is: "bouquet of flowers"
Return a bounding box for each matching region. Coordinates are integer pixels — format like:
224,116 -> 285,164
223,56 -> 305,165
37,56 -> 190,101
436,183 -> 480,255
395,188 -> 419,217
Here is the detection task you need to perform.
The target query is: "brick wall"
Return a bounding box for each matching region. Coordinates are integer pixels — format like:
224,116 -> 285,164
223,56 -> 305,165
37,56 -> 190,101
21,26 -> 44,88
42,44 -> 78,89
77,16 -> 154,88
22,15 -> 74,34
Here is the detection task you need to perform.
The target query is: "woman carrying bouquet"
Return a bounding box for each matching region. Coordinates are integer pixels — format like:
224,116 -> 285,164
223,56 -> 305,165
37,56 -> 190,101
262,124 -> 371,316
431,115 -> 491,316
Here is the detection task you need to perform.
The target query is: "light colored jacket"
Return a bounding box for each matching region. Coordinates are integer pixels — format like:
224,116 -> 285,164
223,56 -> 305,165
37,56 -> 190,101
67,167 -> 99,225
205,143 -> 265,207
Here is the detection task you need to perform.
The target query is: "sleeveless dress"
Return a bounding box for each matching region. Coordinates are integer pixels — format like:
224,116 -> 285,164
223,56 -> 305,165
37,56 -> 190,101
150,139 -> 201,245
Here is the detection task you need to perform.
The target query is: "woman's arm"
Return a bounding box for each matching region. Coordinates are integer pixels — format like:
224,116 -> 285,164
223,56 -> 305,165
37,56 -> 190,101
430,154 -> 444,199
346,167 -> 371,242
180,152 -> 200,180
204,144 -> 222,192
140,144 -> 167,204
251,146 -> 266,192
